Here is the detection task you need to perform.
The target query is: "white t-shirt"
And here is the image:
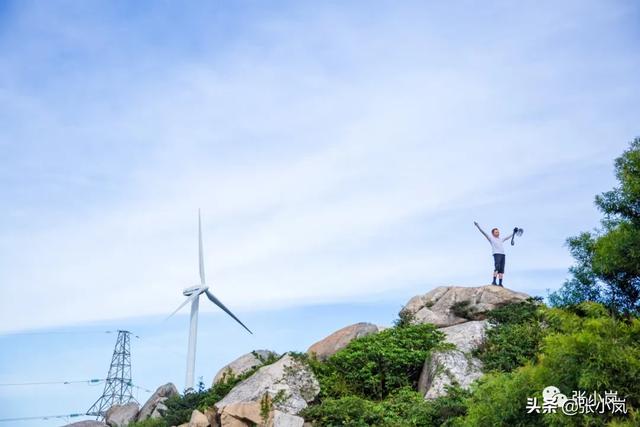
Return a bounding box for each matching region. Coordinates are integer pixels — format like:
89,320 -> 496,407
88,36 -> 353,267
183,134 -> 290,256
475,223 -> 512,255
488,235 -> 505,254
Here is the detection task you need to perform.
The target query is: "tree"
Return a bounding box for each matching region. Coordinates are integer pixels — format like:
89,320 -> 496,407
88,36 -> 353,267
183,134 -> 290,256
550,137 -> 640,313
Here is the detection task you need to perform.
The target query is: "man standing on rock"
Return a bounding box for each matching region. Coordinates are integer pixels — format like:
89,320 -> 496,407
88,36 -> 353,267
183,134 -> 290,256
474,221 -> 514,287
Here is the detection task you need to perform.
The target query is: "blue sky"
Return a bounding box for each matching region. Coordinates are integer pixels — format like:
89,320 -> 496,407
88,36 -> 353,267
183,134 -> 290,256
0,0 -> 639,424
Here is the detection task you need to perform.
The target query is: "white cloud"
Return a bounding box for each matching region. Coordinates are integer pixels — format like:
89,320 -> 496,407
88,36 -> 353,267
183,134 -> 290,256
0,1 -> 638,333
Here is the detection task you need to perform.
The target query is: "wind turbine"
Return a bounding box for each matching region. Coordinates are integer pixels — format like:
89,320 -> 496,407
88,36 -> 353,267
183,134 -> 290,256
168,210 -> 252,391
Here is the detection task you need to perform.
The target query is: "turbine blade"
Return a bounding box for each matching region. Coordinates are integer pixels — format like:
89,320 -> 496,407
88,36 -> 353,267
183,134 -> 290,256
166,291 -> 201,320
204,290 -> 253,334
198,209 -> 206,285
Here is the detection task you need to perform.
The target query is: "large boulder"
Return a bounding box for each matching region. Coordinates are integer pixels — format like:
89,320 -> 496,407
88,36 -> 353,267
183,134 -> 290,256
439,320 -> 489,353
137,382 -> 179,420
219,402 -> 304,427
220,402 -> 263,426
213,350 -> 279,386
188,409 -> 210,427
215,354 -> 320,416
418,349 -> 483,399
204,408 -> 219,427
401,285 -> 529,327
105,402 -> 139,427
270,411 -> 304,427
307,322 -> 380,360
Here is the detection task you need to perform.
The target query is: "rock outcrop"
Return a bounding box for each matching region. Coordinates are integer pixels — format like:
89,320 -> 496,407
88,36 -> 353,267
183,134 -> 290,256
213,350 -> 279,385
105,402 -> 139,427
401,285 -> 529,399
219,401 -> 304,427
439,320 -> 489,353
419,349 -> 484,399
137,382 -> 179,420
215,354 -> 320,416
270,410 -> 305,427
307,322 -> 380,360
417,320 -> 489,399
220,402 -> 263,426
401,285 -> 529,327
188,409 -> 210,427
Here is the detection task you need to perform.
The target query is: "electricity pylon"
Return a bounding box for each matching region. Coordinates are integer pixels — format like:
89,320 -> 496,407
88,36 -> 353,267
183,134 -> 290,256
87,330 -> 137,418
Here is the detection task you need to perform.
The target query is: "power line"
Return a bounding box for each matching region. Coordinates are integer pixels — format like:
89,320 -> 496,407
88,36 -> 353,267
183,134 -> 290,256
0,378 -> 151,392
0,413 -> 87,423
0,330 -> 122,337
0,379 -> 104,387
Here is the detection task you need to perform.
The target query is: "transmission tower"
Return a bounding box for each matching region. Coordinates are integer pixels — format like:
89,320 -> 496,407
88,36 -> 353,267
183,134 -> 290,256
87,330 -> 137,418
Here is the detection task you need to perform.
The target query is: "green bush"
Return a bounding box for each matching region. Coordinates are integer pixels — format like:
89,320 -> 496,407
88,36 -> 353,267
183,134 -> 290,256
302,394 -> 384,426
394,309 -> 417,328
310,322 -> 446,400
301,321 -> 467,426
475,298 -> 546,372
162,391 -> 206,426
301,386 -> 469,427
450,300 -> 482,320
382,386 -> 469,427
455,366 -> 545,427
457,304 -> 640,426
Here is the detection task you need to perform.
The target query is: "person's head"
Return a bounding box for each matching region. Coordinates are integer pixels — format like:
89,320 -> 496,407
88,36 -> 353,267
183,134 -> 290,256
492,228 -> 500,237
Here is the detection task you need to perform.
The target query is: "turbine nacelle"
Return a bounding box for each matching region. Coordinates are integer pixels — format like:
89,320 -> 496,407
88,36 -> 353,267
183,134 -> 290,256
183,285 -> 208,297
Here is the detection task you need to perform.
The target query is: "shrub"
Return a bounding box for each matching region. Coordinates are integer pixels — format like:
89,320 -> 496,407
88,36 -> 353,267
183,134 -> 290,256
162,390 -> 206,426
394,309 -> 417,328
475,298 -> 546,372
310,323 -> 446,400
456,366 -> 545,427
451,300 -> 481,320
381,386 -> 469,427
301,386 -> 469,427
301,394 -> 384,426
458,304 -> 640,426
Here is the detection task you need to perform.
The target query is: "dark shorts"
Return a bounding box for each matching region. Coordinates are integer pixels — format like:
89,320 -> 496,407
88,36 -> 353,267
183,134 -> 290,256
493,253 -> 506,274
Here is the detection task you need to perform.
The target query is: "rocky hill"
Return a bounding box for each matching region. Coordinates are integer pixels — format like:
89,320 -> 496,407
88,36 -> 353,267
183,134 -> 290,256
66,285 -> 530,427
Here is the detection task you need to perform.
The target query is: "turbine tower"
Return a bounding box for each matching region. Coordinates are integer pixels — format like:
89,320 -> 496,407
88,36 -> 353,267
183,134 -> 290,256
168,210 -> 252,391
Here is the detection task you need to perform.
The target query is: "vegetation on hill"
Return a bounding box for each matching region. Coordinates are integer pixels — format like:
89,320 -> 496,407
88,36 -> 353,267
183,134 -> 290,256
301,300 -> 639,426
306,322 -> 447,400
458,301 -> 640,426
474,297 -> 546,372
300,322 -> 466,426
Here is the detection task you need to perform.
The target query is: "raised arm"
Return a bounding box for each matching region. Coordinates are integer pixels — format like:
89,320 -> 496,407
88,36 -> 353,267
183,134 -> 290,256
502,232 -> 514,242
474,221 -> 490,241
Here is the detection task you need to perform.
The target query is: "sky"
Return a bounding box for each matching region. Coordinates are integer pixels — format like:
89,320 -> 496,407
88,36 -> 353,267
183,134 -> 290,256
0,0 -> 639,425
